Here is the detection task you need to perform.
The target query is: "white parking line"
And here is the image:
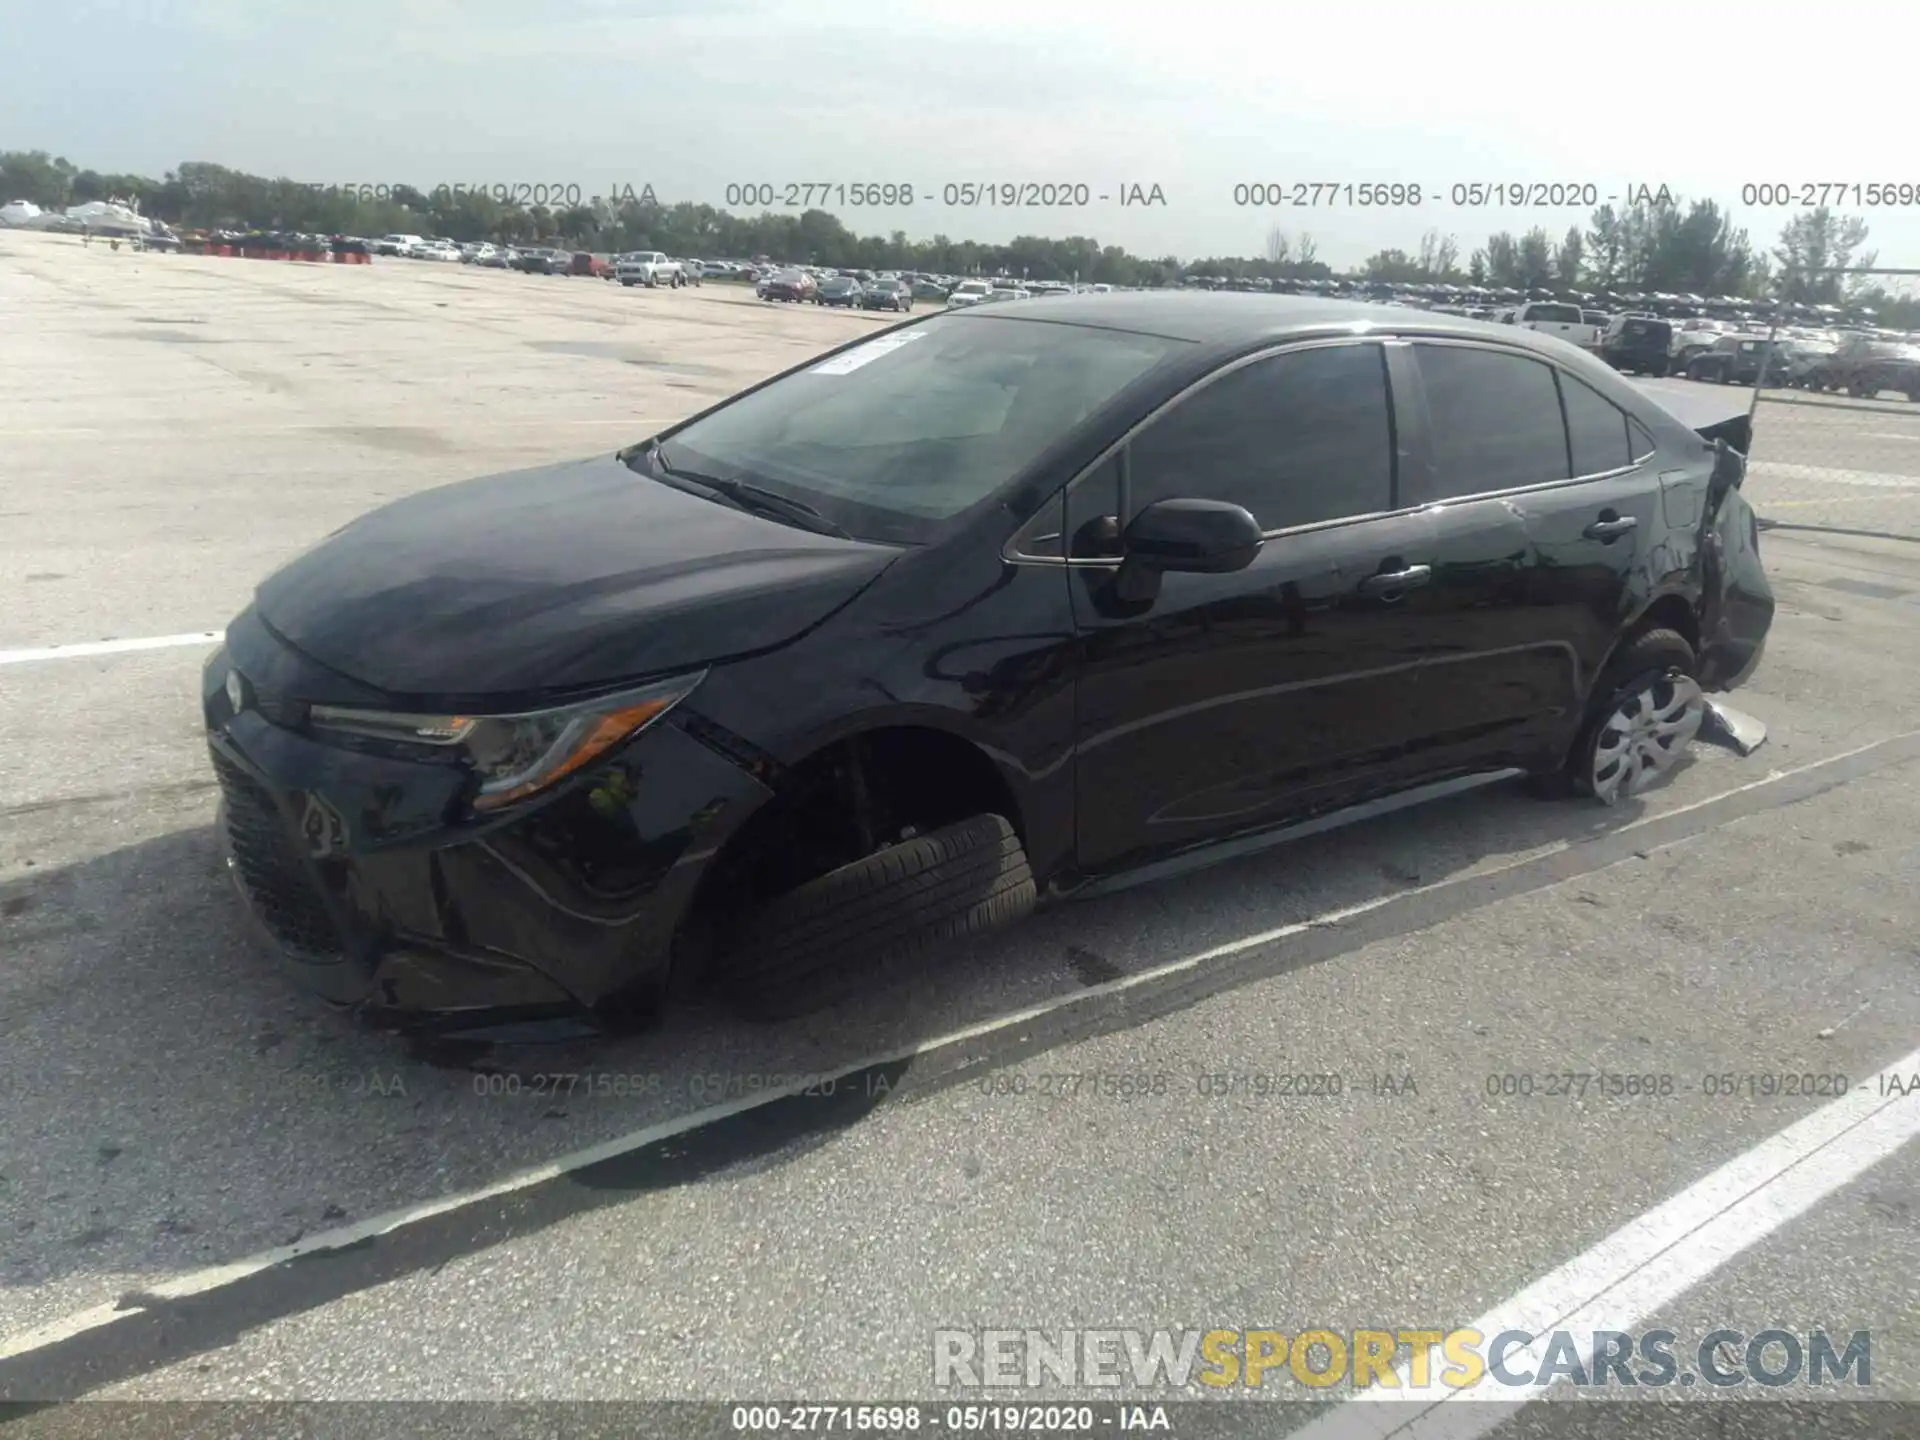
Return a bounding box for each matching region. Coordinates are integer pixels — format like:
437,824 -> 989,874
1290,1046 -> 1920,1438
1,733 -> 1915,1370
1745,461 -> 1920,489
0,632 -> 221,666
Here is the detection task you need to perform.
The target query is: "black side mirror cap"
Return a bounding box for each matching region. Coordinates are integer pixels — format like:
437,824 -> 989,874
1122,497 -> 1264,575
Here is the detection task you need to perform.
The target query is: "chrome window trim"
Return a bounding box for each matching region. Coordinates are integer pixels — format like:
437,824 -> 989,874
1002,333 -> 1404,566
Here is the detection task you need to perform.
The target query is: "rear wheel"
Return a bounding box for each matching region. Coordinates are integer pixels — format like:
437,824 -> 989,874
713,813 -> 1036,1020
1564,628 -> 1704,805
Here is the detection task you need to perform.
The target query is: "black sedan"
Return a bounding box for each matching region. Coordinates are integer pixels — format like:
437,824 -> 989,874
510,247 -> 568,275
757,268 -> 813,302
204,295 -> 1773,1029
859,278 -> 914,312
815,276 -> 864,308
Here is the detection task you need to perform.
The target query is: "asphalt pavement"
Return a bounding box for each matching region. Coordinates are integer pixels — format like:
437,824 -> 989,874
2,230 -> 1918,1435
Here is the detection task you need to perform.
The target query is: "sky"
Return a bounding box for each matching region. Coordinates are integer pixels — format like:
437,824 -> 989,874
5,0 -> 1919,271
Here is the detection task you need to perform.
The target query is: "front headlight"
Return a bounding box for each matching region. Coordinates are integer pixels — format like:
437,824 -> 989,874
308,671 -> 704,813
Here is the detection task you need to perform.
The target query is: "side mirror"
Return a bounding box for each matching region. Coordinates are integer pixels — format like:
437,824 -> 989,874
1123,497 -> 1264,574
1105,497 -> 1263,605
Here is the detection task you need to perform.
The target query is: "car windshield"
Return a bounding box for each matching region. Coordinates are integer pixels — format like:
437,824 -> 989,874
654,313 -> 1185,544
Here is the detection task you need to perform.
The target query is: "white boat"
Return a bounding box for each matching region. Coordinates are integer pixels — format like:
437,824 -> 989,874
62,199 -> 153,235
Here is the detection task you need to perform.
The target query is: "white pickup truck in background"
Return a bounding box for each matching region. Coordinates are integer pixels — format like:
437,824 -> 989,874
615,251 -> 683,287
1502,300 -> 1600,347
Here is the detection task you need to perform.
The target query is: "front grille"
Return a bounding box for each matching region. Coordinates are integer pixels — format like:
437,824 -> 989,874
210,749 -> 343,959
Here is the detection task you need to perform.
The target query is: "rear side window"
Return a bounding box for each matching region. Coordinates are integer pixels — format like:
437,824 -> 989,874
1126,342 -> 1394,530
1629,418 -> 1658,462
1414,345 -> 1571,497
1559,373 -> 1634,475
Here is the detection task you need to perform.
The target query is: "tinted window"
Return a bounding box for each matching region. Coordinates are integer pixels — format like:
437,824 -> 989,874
1629,418 -> 1658,462
1560,373 -> 1633,475
1126,343 -> 1393,530
1416,345 -> 1570,497
1527,304 -> 1583,323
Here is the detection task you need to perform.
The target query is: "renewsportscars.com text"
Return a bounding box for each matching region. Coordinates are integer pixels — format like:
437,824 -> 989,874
932,1327 -> 1871,1392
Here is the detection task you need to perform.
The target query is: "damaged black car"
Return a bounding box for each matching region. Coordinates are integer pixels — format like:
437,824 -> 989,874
203,295 -> 1774,1029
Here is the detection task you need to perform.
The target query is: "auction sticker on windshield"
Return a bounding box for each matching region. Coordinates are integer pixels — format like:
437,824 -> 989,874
810,330 -> 927,375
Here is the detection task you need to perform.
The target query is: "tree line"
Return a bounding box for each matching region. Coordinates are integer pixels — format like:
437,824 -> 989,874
3,151 -> 1911,323
1346,202 -> 1884,310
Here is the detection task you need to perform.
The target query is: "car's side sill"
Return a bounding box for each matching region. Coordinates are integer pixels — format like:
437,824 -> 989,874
1061,768 -> 1527,902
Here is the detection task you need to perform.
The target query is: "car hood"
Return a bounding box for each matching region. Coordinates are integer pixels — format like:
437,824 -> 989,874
254,452 -> 901,700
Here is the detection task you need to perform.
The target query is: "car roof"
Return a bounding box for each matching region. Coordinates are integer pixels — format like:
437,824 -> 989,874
944,291 -> 1600,356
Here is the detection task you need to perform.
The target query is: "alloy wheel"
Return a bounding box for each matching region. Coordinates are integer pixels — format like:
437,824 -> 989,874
1589,672 -> 1705,804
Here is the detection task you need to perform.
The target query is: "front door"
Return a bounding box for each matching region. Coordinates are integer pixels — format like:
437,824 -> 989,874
1068,340 -> 1441,878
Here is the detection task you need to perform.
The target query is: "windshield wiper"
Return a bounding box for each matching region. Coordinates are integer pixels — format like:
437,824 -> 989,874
648,445 -> 853,538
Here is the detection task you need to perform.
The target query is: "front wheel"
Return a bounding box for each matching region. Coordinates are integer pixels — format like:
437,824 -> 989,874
1563,628 -> 1704,805
712,813 -> 1036,1020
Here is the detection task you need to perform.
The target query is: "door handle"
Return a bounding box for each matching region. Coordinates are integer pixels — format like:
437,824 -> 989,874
1584,516 -> 1639,539
1358,564 -> 1432,595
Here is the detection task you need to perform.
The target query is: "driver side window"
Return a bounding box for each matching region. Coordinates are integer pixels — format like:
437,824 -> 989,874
1124,342 -> 1395,531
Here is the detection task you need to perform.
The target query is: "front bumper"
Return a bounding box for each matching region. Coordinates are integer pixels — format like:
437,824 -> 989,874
201,638 -> 773,1024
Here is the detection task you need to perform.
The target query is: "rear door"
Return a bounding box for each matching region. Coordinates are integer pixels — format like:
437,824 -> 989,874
1394,341 -> 1587,768
1406,342 -> 1662,750
1067,340 -> 1442,877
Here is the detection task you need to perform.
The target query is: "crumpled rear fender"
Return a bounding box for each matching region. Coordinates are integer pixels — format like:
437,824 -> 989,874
1695,474 -> 1773,692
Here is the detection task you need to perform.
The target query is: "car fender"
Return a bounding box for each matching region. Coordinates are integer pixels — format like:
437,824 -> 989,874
690,591 -> 1079,884
1591,583 -> 1705,687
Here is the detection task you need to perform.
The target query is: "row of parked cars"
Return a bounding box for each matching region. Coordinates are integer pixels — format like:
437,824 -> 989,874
750,263 -> 1131,311
361,233 -> 717,285
1351,289 -> 1920,402
1589,313 -> 1920,400
344,237 -> 1920,398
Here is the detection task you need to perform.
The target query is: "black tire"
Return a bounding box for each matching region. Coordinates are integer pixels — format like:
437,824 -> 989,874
1550,627 -> 1697,801
714,813 -> 1036,1020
